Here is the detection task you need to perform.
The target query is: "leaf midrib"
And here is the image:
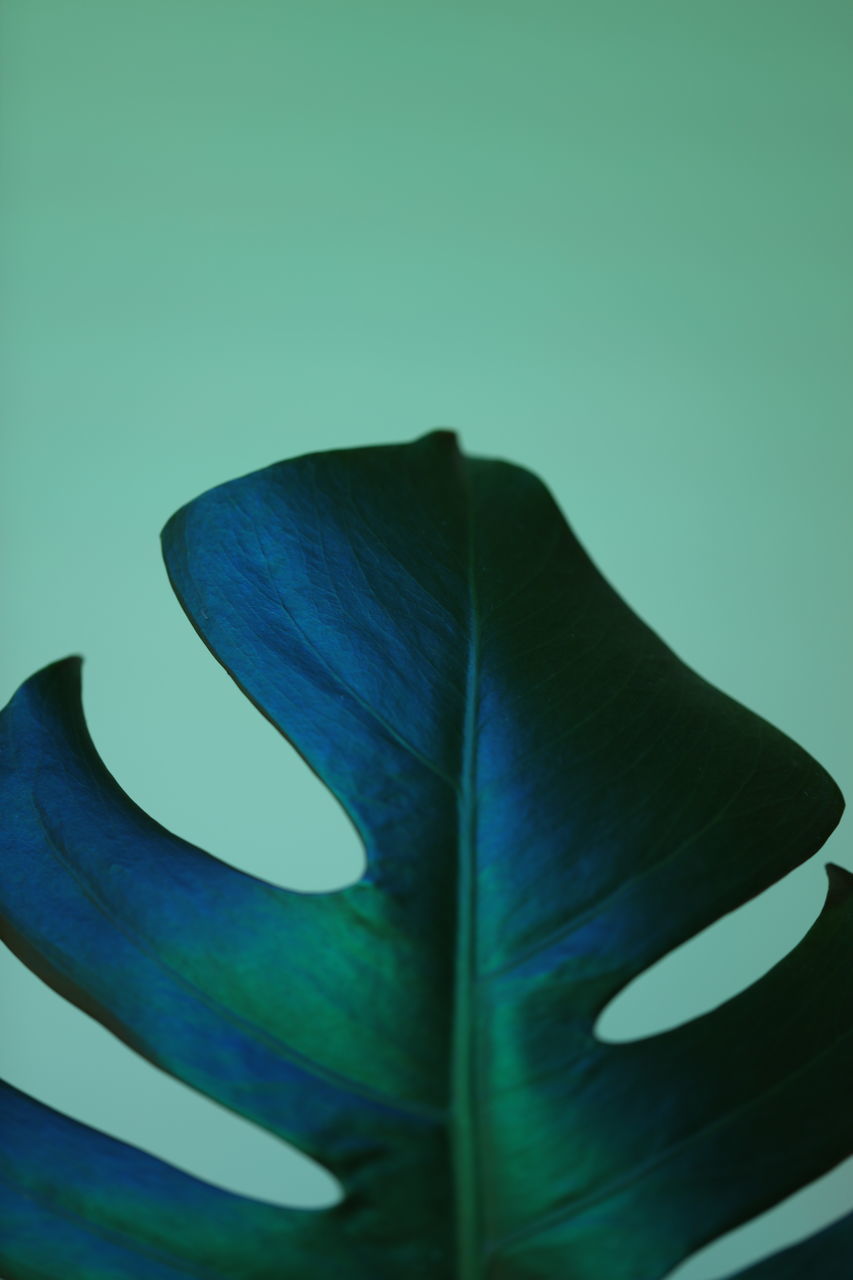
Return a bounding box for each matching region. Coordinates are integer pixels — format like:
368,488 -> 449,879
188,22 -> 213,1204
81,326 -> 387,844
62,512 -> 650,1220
451,470 -> 483,1280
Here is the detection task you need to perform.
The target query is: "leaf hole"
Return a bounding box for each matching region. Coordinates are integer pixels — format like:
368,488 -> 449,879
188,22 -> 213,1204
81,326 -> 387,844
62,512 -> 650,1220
594,862 -> 829,1043
82,621 -> 367,893
665,1156 -> 853,1279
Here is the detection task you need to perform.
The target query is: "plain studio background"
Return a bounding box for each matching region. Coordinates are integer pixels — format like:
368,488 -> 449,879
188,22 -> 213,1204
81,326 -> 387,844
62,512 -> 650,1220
1,3 -> 851,1277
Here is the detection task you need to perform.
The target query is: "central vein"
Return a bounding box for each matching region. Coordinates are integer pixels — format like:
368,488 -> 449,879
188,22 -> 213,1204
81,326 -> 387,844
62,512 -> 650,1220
451,484 -> 482,1280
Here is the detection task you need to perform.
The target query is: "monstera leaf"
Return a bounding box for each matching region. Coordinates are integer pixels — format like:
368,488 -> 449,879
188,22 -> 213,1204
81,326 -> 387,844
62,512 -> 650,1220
1,432 -> 851,1279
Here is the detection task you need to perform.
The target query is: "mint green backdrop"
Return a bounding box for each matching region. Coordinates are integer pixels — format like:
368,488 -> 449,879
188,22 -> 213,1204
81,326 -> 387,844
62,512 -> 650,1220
1,3 -> 851,1276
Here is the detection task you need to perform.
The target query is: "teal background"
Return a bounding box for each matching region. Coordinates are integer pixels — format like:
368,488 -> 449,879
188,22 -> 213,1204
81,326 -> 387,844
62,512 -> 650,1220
1,3 -> 850,1275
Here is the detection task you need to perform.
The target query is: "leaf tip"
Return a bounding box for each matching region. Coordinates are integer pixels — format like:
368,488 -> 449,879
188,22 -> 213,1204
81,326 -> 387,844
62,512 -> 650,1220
34,652 -> 84,686
824,861 -> 853,909
4,653 -> 83,705
416,426 -> 463,453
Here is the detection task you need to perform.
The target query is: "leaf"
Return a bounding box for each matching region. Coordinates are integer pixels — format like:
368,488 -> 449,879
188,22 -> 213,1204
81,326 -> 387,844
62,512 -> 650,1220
1,430 -> 850,1280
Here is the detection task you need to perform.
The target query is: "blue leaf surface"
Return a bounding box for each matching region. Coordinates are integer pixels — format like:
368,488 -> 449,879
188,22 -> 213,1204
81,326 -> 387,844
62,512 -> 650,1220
1,432 -> 849,1278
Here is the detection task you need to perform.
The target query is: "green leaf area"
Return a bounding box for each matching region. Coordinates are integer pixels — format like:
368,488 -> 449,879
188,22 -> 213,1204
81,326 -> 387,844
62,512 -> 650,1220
1,432 -> 850,1278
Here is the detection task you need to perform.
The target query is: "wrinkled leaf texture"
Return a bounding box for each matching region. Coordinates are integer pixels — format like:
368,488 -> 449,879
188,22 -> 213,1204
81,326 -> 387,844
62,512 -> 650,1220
1,432 -> 851,1280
